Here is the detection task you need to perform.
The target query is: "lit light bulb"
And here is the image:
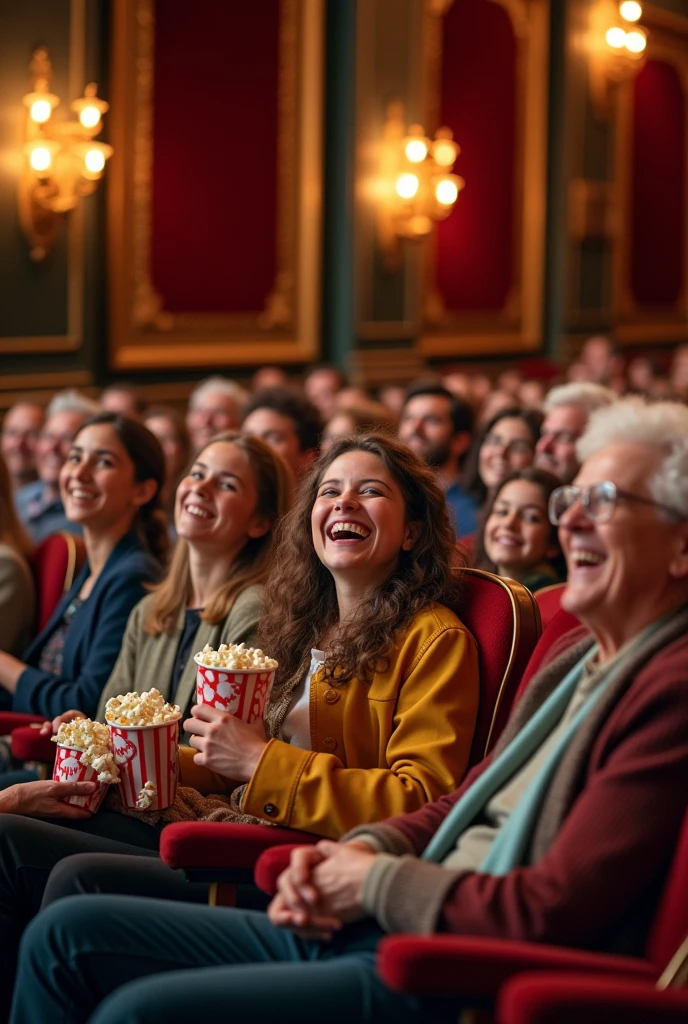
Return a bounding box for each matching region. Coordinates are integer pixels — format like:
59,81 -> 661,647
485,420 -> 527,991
619,1 -> 642,22
625,28 -> 647,53
30,99 -> 52,124
79,105 -> 102,130
405,138 -> 428,163
396,173 -> 419,199
606,26 -> 627,48
435,177 -> 459,206
84,148 -> 106,175
29,146 -> 53,173
432,140 -> 458,168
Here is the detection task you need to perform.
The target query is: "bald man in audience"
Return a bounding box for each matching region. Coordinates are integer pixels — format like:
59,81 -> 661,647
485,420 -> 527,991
534,382 -> 615,484
14,390 -> 99,543
1,403 -> 43,490
186,376 -> 247,451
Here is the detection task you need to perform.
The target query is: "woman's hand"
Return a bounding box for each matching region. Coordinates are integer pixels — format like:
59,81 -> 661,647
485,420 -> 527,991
183,704 -> 267,782
0,780 -> 97,819
39,709 -> 86,737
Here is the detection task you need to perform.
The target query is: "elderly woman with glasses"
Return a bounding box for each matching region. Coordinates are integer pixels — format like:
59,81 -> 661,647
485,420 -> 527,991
11,396 -> 688,1024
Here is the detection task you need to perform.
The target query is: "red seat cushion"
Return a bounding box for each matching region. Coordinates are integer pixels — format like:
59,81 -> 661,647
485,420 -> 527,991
11,725 -> 56,763
159,822 -> 318,872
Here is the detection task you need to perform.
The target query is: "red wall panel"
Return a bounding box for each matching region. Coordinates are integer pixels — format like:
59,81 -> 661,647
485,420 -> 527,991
435,0 -> 517,312
150,1 -> 280,313
630,60 -> 685,308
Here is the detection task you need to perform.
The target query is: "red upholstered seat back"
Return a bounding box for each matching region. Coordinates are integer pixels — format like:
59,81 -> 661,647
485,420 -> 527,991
29,532 -> 85,631
454,569 -> 541,766
514,607 -> 582,703
646,808 -> 688,970
534,583 -> 567,630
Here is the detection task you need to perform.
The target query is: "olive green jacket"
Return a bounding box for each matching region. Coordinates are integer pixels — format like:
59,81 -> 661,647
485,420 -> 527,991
95,584 -> 263,734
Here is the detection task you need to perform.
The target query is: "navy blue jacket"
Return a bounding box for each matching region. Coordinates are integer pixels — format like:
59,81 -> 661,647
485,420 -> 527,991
16,531 -> 161,718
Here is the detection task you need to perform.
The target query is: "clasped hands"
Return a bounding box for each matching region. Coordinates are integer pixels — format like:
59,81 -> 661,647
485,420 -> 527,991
267,840 -> 377,941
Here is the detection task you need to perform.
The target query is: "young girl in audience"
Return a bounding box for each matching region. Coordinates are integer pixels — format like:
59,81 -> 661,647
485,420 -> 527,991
472,467 -> 562,592
0,413 -> 165,725
465,407 -> 542,512
0,454 -> 34,656
0,434 -> 479,964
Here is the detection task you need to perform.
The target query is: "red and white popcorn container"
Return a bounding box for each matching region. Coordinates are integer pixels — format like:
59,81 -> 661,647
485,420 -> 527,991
107,717 -> 180,811
52,744 -> 109,813
193,655 -> 274,723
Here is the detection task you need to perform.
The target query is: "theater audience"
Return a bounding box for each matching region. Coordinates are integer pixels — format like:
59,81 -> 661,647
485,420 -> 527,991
242,388 -> 321,477
252,366 -> 289,391
0,456 -> 34,656
186,377 -> 247,450
398,384 -> 477,536
321,402 -> 396,453
17,397 -> 688,1024
465,407 -> 541,513
534,382 -> 615,484
0,414 -> 165,722
143,405 -> 191,520
0,435 -> 478,988
0,402 -> 43,491
472,467 -> 562,592
14,390 -> 100,543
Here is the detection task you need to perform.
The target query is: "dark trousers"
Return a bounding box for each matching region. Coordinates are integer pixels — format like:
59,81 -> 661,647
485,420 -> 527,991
0,812 -> 161,1022
11,895 -> 461,1024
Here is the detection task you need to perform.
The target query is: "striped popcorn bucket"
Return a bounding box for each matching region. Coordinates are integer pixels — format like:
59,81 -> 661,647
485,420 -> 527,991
107,717 -> 180,810
193,656 -> 275,722
52,744 -> 109,813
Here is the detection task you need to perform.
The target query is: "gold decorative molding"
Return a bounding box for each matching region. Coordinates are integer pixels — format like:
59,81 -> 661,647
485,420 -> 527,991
419,0 -> 550,357
612,9 -> 688,345
108,0 -> 323,370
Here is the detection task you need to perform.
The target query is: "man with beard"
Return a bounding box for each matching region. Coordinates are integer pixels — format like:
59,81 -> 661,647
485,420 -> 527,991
399,383 -> 477,536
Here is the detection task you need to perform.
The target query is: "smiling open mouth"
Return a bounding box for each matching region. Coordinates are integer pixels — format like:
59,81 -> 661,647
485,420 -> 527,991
185,504 -> 213,520
570,550 -> 606,567
328,521 -> 371,541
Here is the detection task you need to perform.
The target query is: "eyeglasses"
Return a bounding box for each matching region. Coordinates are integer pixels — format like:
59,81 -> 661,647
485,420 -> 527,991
548,480 -> 686,525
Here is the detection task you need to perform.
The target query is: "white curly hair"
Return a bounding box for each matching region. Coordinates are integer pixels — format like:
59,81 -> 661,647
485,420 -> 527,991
577,397 -> 688,519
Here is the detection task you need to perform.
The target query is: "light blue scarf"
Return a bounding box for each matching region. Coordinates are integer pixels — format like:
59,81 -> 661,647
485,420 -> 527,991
423,620 -> 664,873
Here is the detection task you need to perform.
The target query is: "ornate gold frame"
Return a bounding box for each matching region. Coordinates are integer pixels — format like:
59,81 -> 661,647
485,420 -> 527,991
1,0 -> 85,356
419,0 -> 550,357
612,3 -> 688,345
108,0 -> 323,371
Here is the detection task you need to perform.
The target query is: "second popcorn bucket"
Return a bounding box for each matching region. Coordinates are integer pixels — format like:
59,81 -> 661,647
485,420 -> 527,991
193,644 -> 277,723
105,690 -> 182,811
52,745 -> 109,813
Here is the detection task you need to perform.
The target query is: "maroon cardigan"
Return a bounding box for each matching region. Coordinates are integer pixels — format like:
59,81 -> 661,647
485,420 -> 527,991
349,621 -> 688,954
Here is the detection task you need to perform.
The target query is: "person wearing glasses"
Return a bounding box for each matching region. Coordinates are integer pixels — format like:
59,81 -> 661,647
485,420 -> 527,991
462,407 -> 542,525
14,390 -> 100,544
13,396 -> 688,1024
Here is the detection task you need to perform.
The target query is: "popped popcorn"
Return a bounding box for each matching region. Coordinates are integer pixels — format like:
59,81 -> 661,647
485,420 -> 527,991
136,781 -> 157,810
196,643 -> 278,671
104,688 -> 181,728
52,719 -> 120,784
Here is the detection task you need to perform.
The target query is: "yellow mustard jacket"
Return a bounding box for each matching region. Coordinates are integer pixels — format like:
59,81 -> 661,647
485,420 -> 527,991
179,602 -> 479,839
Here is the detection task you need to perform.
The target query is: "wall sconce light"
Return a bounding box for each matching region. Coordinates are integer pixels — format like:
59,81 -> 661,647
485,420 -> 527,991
19,47 -> 113,261
589,1 -> 648,119
378,101 -> 464,268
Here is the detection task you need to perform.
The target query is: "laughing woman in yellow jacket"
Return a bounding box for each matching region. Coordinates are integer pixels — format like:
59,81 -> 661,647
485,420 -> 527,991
181,433 -> 479,838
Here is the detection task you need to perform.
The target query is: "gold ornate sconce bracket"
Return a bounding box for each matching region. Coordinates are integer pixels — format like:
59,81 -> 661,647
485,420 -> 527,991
377,101 -> 464,270
19,48 -> 113,261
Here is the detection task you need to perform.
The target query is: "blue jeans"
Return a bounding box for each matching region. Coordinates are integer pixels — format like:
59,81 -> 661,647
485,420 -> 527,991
11,895 -> 461,1024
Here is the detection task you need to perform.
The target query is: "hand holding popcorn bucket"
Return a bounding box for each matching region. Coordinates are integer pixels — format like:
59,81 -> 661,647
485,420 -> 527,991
193,644 -> 277,723
52,745 -> 109,813
105,689 -> 181,811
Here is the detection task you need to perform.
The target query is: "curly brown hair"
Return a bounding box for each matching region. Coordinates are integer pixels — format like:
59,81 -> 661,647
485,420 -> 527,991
259,433 -> 462,689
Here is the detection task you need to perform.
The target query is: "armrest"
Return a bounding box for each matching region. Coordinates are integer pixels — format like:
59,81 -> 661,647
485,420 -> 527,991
254,844 -> 315,894
0,713 -> 45,735
159,822 -> 319,873
497,973 -> 688,1024
376,935 -> 654,998
11,726 -> 56,763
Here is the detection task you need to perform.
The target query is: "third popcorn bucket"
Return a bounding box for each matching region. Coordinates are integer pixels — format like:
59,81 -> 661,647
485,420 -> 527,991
105,689 -> 181,811
194,643 -> 278,723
